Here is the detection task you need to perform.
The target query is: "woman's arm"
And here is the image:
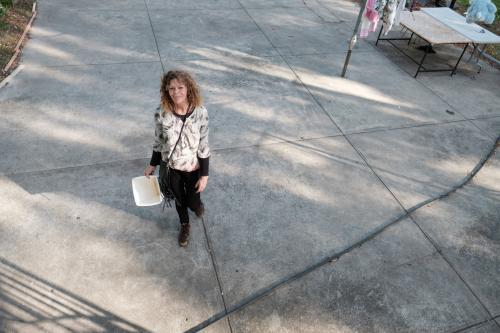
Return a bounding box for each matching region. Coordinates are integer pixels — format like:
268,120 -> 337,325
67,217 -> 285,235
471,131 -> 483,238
144,110 -> 164,177
195,108 -> 210,192
197,108 -> 210,163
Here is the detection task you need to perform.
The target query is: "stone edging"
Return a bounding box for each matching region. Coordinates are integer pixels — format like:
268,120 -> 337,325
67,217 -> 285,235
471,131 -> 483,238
0,64 -> 24,89
1,1 -> 37,76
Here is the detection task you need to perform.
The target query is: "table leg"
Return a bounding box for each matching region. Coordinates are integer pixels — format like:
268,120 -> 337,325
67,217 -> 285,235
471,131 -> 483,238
375,25 -> 383,46
415,43 -> 430,78
408,32 -> 414,45
468,43 -> 478,62
476,44 -> 486,73
451,43 -> 468,76
477,44 -> 487,63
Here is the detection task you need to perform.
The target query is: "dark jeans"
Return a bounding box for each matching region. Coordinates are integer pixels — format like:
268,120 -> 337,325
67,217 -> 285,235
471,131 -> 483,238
169,168 -> 202,224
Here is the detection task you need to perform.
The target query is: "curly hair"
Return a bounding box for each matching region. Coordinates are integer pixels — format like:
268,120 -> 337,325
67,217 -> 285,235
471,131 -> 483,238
160,70 -> 202,113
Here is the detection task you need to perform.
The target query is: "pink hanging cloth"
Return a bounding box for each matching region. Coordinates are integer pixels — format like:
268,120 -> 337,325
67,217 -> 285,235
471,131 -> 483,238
360,0 -> 380,38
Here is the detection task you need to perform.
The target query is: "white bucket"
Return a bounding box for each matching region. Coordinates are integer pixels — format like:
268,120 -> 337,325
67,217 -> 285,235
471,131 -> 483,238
132,175 -> 163,206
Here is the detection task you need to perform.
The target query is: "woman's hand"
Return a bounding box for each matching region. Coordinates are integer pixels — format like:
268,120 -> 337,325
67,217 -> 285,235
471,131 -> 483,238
144,165 -> 156,178
195,176 -> 208,193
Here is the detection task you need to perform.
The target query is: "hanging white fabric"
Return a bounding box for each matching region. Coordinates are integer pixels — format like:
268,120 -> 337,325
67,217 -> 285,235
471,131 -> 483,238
360,0 -> 407,38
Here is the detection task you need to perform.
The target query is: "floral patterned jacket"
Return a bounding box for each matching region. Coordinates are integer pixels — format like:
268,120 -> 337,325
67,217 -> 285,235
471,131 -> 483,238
152,105 -> 210,175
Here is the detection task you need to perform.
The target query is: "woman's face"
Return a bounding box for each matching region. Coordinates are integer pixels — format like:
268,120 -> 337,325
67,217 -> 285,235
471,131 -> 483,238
168,78 -> 188,106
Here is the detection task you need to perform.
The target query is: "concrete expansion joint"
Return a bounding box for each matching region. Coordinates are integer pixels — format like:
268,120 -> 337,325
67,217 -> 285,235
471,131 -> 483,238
44,6 -> 148,13
21,60 -> 162,70
301,0 -> 330,23
314,0 -> 347,23
143,0 -> 165,73
186,135 -> 499,333
409,210 -> 495,321
2,156 -> 148,177
345,118 -> 488,136
449,318 -> 500,333
200,215 -> 232,332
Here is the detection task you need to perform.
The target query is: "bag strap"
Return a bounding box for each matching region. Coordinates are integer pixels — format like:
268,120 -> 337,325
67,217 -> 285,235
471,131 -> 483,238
166,113 -> 188,164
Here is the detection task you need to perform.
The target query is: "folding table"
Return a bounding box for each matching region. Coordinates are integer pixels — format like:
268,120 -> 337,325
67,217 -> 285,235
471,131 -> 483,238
422,7 -> 500,71
376,11 -> 471,77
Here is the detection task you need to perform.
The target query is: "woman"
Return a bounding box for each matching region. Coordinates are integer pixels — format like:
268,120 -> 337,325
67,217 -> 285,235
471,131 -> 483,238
144,70 -> 210,247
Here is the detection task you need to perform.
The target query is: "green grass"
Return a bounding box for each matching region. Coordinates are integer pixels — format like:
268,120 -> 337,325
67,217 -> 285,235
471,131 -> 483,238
0,1 -> 33,78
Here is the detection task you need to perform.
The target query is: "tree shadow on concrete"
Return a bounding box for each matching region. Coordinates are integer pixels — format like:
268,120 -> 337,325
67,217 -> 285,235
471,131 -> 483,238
1,2 -> 499,332
0,257 -> 150,333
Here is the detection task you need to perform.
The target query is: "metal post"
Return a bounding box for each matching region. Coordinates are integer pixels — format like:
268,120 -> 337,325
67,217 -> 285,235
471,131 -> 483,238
410,0 -> 417,11
341,0 -> 369,78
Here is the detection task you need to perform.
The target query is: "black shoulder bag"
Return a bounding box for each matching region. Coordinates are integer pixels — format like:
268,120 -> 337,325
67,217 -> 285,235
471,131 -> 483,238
159,116 -> 187,208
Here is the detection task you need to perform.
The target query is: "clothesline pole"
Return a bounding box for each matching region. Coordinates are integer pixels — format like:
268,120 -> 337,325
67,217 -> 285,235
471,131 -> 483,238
341,0 -> 369,78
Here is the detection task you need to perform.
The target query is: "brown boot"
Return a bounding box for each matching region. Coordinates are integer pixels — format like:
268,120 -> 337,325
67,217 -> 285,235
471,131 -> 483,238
195,202 -> 205,218
178,223 -> 190,247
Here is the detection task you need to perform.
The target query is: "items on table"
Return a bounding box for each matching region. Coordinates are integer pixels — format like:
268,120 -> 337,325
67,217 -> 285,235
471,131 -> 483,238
465,0 -> 497,24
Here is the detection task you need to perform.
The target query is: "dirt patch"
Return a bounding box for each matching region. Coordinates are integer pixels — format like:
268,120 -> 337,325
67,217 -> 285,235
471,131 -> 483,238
0,0 -> 35,81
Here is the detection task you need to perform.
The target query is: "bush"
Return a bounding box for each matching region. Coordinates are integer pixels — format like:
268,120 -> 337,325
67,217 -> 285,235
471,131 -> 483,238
0,3 -> 5,19
0,0 -> 13,7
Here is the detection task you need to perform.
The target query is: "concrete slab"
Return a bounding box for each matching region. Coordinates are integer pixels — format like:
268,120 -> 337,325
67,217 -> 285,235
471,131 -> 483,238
0,158 -> 228,333
149,9 -> 278,61
201,319 -> 232,333
2,0 -> 499,331
0,62 -> 162,175
162,55 -> 341,150
284,52 -> 465,133
246,7 -> 370,55
200,319 -> 233,333
240,0 -> 342,24
411,153 -> 500,316
417,62 -> 500,119
23,6 -> 159,66
318,0 -> 361,24
371,36 -> 476,73
304,0 -> 343,23
369,33 -> 500,119
239,0 -> 306,8
38,0 -> 147,10
204,136 -> 406,306
146,0 -> 241,10
227,220 -> 488,332
348,121 -> 493,209
472,116 -> 500,139
462,322 -> 500,333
